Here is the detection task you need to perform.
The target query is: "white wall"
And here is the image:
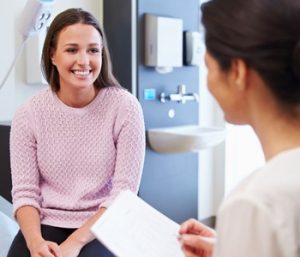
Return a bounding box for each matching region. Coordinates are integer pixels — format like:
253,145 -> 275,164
0,0 -> 103,122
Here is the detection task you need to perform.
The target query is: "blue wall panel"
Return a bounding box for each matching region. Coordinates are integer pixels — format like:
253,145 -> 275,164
104,0 -> 200,223
137,0 -> 200,223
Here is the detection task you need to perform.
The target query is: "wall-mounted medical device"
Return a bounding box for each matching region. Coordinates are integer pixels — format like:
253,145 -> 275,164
21,0 -> 55,84
18,0 -> 55,39
144,14 -> 183,74
0,0 -> 55,90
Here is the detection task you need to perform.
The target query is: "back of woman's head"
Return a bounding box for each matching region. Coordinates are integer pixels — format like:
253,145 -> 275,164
201,0 -> 300,109
42,8 -> 120,92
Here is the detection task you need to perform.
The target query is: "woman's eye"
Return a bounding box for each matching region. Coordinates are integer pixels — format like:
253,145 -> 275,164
66,48 -> 77,53
89,48 -> 100,54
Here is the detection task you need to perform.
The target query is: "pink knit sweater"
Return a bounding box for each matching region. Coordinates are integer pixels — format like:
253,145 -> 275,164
10,87 -> 145,228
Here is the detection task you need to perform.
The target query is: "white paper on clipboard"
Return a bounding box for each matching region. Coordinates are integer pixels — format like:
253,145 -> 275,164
91,190 -> 185,257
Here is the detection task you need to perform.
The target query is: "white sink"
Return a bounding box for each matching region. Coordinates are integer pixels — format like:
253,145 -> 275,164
147,125 -> 226,153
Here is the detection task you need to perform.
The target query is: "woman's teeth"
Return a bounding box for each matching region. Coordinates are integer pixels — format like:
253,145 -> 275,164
73,70 -> 90,76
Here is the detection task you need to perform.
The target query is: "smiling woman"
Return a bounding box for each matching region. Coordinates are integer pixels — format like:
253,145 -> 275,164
50,23 -> 103,107
7,8 -> 145,257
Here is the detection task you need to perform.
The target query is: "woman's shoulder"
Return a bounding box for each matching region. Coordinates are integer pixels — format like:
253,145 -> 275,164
14,88 -> 51,116
104,86 -> 135,98
11,88 -> 51,129
220,151 -> 300,221
229,148 -> 300,199
17,88 -> 52,110
103,86 -> 141,107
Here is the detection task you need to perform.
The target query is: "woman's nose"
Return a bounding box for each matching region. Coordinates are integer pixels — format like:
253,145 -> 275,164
77,51 -> 89,65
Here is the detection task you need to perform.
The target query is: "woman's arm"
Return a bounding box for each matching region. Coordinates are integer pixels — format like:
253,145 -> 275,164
11,107 -> 61,257
213,196 -> 281,257
58,207 -> 106,257
10,106 -> 42,216
98,93 -> 146,208
16,206 -> 61,257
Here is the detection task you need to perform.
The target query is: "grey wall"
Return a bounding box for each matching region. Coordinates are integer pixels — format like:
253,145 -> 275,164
103,0 -> 134,92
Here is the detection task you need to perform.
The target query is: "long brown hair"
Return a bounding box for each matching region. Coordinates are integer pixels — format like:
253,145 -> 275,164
41,8 -> 121,91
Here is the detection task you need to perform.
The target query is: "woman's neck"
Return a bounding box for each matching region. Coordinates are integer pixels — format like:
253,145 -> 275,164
57,86 -> 99,108
245,72 -> 300,161
252,112 -> 300,161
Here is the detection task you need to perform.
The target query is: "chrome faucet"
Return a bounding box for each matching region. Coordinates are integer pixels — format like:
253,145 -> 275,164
160,84 -> 199,104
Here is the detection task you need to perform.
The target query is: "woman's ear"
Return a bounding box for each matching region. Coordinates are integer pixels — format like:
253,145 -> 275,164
51,56 -> 56,65
231,58 -> 248,91
50,49 -> 56,65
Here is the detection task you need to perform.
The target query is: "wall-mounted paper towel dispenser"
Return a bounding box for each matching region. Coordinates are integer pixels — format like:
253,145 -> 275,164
144,14 -> 183,73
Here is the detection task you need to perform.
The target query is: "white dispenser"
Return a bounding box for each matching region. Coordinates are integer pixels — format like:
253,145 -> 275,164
144,14 -> 183,73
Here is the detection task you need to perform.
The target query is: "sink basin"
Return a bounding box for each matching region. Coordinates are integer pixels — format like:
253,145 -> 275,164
147,125 -> 226,153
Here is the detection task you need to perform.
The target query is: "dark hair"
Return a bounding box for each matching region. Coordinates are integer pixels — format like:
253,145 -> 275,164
41,8 -> 121,91
201,0 -> 300,108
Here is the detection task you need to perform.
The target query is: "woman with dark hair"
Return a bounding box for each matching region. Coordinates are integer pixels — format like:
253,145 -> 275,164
8,8 -> 145,257
179,0 -> 300,257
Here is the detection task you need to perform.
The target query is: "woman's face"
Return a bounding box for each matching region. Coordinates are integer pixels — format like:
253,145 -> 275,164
205,51 -> 248,124
51,23 -> 102,92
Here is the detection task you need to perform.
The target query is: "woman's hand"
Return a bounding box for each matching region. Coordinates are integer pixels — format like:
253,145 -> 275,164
28,238 -> 62,257
179,219 -> 216,257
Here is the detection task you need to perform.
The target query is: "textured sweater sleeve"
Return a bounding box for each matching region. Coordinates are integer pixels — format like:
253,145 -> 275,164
100,94 -> 145,208
10,104 -> 41,217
